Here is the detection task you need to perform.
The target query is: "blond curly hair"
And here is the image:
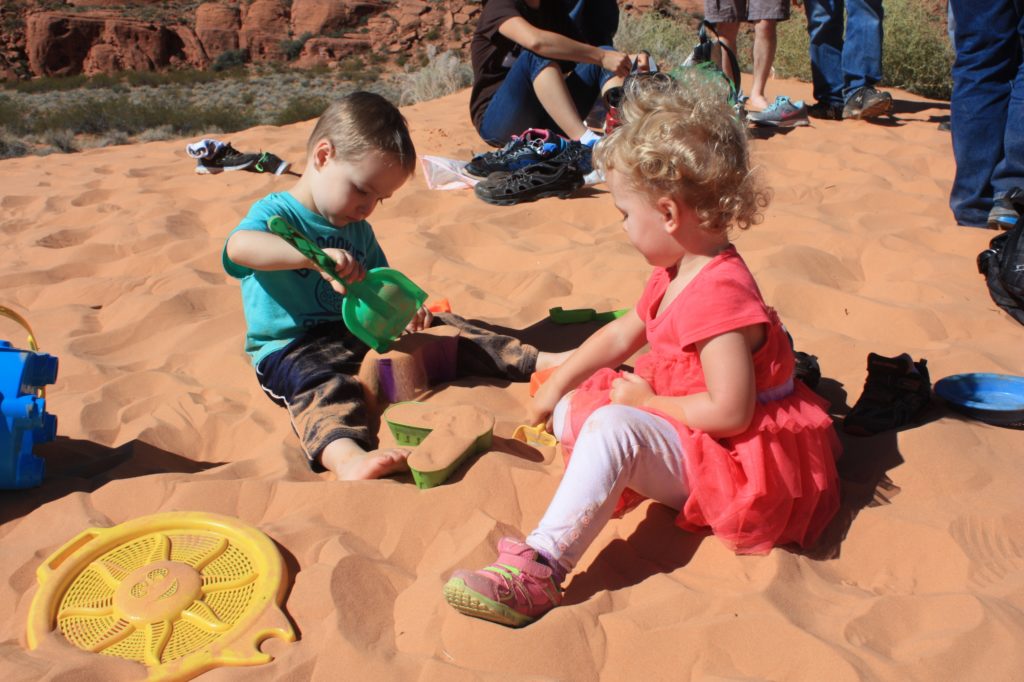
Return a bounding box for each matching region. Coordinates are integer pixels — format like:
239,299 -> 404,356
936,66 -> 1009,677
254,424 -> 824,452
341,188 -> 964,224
594,70 -> 770,233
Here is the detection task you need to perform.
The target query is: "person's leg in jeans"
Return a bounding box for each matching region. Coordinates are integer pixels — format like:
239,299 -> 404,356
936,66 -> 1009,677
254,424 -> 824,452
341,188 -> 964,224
525,403 -> 690,578
479,48 -> 614,144
841,0 -> 884,98
989,7 -> 1024,207
478,52 -> 560,146
256,322 -> 408,480
803,0 -> 846,107
949,0 -> 1020,226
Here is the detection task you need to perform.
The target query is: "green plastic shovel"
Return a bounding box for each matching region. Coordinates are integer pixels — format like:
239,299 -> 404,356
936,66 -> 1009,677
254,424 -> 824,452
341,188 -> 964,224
548,306 -> 629,324
267,215 -> 427,352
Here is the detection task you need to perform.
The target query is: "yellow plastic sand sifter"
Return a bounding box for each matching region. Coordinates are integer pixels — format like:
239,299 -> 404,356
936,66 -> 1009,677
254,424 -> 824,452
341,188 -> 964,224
26,511 -> 295,681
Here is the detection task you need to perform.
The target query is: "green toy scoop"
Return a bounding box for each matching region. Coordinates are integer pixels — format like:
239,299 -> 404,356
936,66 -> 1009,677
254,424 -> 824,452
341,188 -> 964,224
267,215 -> 427,352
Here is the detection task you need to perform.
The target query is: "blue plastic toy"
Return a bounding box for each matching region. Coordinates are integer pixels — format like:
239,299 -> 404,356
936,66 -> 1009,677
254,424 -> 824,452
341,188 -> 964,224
0,307 -> 58,490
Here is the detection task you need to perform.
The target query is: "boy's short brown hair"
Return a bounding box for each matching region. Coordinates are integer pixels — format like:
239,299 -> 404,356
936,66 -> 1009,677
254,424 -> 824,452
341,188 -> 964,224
595,72 -> 770,233
307,91 -> 417,174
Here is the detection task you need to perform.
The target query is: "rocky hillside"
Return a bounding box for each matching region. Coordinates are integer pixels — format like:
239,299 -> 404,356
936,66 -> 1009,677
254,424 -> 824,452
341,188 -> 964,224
0,0 -> 700,82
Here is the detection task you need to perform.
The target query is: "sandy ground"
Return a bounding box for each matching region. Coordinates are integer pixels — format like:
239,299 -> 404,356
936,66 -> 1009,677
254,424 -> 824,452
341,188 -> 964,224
1,77 -> 1023,681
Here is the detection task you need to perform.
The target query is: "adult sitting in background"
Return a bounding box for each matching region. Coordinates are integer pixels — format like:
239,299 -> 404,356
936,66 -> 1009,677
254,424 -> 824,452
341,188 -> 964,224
469,0 -> 638,151
948,0 -> 1022,229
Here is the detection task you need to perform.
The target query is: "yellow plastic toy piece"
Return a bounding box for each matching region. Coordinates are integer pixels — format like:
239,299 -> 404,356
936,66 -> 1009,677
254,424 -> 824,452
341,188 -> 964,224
27,511 -> 295,681
512,423 -> 557,448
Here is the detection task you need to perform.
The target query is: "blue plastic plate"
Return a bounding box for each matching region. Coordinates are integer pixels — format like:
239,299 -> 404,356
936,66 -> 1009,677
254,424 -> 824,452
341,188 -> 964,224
934,373 -> 1024,428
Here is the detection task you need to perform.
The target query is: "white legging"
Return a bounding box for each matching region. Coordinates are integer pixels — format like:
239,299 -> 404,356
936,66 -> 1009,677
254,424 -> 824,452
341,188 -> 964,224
525,394 -> 690,573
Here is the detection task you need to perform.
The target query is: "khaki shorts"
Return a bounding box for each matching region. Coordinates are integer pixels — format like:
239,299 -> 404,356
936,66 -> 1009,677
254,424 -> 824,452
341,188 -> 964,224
704,0 -> 791,22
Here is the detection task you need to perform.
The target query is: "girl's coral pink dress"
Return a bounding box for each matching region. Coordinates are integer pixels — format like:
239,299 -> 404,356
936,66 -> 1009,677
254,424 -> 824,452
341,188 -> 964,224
562,247 -> 841,554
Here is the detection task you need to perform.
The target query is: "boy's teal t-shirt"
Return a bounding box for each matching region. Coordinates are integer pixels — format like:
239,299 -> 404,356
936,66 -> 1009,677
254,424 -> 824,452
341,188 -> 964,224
223,192 -> 389,366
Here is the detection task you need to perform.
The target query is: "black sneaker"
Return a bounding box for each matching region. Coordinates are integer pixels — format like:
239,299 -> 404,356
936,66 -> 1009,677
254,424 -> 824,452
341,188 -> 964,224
195,143 -> 257,173
249,151 -> 290,175
807,101 -> 845,120
465,129 -> 568,178
842,86 -> 893,120
474,156 -> 585,206
196,144 -> 290,175
843,352 -> 931,436
987,193 -> 1020,230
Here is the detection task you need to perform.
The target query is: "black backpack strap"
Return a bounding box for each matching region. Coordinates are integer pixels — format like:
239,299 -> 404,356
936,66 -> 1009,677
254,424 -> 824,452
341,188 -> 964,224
699,20 -> 743,102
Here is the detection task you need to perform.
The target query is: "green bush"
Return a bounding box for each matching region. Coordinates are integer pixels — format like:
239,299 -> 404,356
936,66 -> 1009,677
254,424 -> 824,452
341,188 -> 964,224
44,129 -> 78,153
397,48 -> 472,105
280,32 -> 314,61
25,94 -> 258,137
614,12 -> 694,68
881,0 -> 954,99
0,127 -> 28,159
213,49 -> 249,72
273,96 -> 330,126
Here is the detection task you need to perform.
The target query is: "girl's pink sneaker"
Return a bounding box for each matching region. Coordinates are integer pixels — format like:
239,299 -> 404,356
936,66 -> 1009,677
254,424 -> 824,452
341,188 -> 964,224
443,537 -> 562,627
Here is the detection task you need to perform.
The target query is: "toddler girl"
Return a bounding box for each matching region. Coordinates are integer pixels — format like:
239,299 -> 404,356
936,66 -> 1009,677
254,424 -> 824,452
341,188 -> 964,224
444,73 -> 841,626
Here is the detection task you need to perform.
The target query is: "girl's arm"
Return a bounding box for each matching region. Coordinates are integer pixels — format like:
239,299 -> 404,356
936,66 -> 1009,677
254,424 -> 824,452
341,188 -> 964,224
497,18 -> 631,76
529,310 -> 647,424
613,325 -> 763,438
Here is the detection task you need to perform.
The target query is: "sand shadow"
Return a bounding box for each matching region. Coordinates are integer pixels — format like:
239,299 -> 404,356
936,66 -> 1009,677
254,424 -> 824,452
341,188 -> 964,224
1,437 -> 225,526
452,315 -> 605,354
270,539 -> 303,643
791,374 -> 907,560
892,99 -> 949,115
749,125 -> 801,140
563,503 -> 704,604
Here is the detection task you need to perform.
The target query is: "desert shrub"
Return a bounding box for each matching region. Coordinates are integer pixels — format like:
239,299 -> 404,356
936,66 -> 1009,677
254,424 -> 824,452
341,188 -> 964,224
89,130 -> 132,147
613,11 -> 694,68
0,127 -> 28,159
44,128 -> 78,153
273,96 -> 330,125
881,0 -> 954,99
280,32 -> 314,61
213,49 -> 249,72
29,94 -> 258,137
135,126 -> 175,142
0,94 -> 19,131
397,47 -> 472,105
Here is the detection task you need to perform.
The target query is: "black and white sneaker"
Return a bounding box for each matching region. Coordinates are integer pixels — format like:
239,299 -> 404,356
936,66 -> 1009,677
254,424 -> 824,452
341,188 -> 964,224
196,144 -> 290,175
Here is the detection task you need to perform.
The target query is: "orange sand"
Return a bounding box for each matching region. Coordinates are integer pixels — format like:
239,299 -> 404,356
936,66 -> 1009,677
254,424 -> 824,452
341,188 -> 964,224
2,78 -> 1023,680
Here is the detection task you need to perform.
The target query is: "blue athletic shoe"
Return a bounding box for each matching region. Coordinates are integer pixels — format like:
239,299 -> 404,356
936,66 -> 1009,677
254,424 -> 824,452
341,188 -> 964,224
466,129 -> 569,178
988,194 -> 1020,230
748,96 -> 809,128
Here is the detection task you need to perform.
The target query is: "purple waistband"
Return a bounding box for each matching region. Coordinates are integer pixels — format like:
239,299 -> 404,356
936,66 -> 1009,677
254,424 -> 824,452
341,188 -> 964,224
757,377 -> 794,404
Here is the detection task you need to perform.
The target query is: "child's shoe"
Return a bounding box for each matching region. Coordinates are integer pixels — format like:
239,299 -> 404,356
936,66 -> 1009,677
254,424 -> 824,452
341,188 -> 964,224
843,352 -> 931,436
443,537 -> 562,627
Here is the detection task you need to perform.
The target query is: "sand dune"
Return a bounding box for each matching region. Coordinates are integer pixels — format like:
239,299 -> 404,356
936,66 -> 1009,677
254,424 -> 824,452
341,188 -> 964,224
2,77 -> 1023,681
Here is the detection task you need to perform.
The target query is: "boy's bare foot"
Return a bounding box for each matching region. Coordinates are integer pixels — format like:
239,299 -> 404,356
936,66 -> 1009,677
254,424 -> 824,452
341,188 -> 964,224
536,349 -> 574,372
321,440 -> 410,480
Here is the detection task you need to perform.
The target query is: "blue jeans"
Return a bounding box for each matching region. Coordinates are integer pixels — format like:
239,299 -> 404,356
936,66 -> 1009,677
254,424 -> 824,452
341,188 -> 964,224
803,0 -> 885,105
478,47 -> 616,146
948,0 -> 1024,226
